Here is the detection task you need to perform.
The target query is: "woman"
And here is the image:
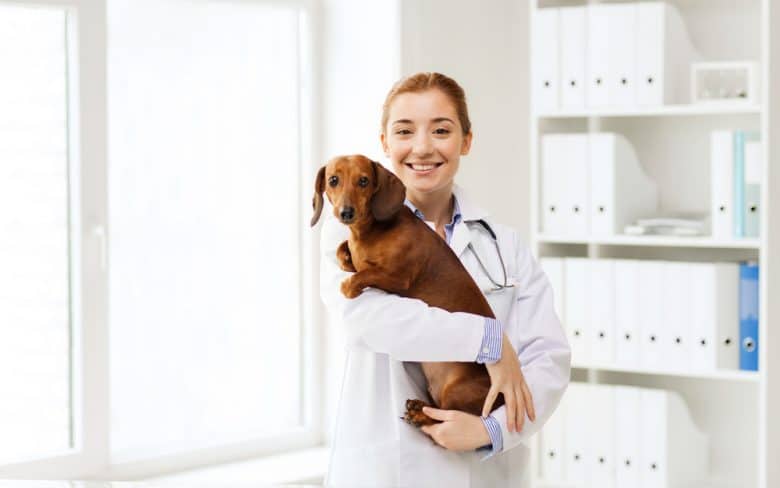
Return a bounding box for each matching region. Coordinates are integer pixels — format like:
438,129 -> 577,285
319,72 -> 571,487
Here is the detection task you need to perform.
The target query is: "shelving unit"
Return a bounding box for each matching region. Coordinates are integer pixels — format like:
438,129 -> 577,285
529,1 -> 778,487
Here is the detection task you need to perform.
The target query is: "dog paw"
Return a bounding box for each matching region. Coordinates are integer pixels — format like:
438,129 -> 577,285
403,399 -> 436,427
340,278 -> 361,299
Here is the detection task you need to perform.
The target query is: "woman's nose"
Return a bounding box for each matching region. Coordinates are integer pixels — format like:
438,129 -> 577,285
412,132 -> 434,156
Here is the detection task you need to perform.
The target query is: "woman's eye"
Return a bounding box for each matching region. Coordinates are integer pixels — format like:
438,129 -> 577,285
395,129 -> 412,135
328,175 -> 339,187
434,128 -> 450,135
358,176 -> 369,188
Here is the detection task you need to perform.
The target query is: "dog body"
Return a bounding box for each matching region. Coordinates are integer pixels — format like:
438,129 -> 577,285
312,154 -> 504,425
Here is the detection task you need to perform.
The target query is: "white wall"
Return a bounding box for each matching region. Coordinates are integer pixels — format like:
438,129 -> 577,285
401,0 -> 531,236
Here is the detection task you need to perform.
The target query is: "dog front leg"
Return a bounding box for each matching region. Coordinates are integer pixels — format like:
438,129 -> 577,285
336,240 -> 356,272
340,268 -> 412,299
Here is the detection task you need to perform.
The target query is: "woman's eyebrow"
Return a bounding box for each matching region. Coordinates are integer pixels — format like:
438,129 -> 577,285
391,117 -> 455,125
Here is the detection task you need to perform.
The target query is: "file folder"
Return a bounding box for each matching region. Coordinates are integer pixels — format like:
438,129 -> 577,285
710,131 -> 734,239
560,6 -> 587,109
635,2 -> 699,106
564,383 -> 592,485
541,134 -> 570,235
638,261 -> 664,370
615,386 -> 641,488
614,259 -> 640,368
539,387 -> 567,482
589,259 -> 615,365
586,5 -> 610,107
661,262 -> 691,372
589,133 -> 658,236
533,8 -> 560,113
607,3 -> 637,107
739,262 -> 759,371
565,258 -> 591,365
564,135 -> 590,236
590,386 -> 615,488
689,262 -> 739,372
743,137 -> 762,238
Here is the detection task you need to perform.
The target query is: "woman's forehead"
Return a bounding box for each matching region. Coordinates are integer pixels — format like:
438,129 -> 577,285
388,89 -> 459,123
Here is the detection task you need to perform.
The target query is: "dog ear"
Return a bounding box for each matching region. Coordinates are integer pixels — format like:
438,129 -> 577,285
371,161 -> 406,221
310,165 -> 327,227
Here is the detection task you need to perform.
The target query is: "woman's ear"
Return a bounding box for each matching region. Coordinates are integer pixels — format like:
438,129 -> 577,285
380,132 -> 390,156
461,131 -> 473,155
310,165 -> 327,227
371,161 -> 406,221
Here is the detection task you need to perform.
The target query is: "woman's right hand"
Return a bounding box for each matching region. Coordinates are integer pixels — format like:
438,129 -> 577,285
483,334 -> 536,433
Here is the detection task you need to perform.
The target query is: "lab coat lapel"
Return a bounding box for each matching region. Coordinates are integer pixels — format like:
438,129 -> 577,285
450,185 -> 489,258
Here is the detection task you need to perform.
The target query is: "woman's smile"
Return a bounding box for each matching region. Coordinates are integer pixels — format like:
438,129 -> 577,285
405,161 -> 445,174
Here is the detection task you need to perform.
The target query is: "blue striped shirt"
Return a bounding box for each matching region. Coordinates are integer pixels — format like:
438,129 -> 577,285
404,197 -> 504,456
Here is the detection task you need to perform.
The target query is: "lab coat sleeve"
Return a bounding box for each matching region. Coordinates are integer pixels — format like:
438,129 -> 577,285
483,231 -> 571,457
319,213 -> 487,362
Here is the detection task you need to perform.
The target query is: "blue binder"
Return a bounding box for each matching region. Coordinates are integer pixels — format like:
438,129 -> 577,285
739,262 -> 759,371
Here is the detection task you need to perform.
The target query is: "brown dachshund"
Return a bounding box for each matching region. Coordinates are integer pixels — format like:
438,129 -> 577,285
311,154 -> 504,427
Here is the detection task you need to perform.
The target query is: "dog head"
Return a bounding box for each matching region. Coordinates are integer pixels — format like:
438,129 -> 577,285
311,155 -> 406,227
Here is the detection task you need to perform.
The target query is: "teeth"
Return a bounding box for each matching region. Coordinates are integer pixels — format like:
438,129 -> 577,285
411,164 -> 436,171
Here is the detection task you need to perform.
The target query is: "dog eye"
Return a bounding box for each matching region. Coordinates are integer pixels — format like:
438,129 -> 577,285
358,176 -> 369,187
328,176 -> 339,187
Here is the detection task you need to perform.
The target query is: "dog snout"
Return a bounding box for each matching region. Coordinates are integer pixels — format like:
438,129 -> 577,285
340,206 -> 355,223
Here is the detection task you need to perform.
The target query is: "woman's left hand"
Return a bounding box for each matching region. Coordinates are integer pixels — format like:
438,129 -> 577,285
420,406 -> 491,451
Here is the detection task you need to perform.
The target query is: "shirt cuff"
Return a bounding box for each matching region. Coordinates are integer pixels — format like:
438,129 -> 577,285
475,317 -> 503,364
478,414 -> 503,459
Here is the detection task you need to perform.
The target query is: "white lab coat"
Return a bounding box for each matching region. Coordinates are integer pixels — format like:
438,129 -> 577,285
319,185 -> 571,488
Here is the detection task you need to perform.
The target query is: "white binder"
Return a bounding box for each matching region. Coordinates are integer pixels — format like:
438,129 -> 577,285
689,262 -> 740,371
635,2 -> 700,106
540,257 -> 565,325
564,134 -> 590,236
639,389 -> 709,488
564,383 -> 592,485
589,259 -> 615,365
590,385 -> 616,488
586,4 -> 610,107
607,3 -> 637,107
565,258 -> 591,365
533,8 -> 560,113
589,133 -> 658,236
539,386 -> 567,482
615,386 -> 641,488
560,6 -> 587,109
710,130 -> 734,239
661,262 -> 692,372
638,261 -> 664,370
541,134 -> 570,235
614,259 -> 640,368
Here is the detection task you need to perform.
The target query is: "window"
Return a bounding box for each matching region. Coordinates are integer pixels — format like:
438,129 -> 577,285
108,0 -> 310,460
0,3 -> 74,465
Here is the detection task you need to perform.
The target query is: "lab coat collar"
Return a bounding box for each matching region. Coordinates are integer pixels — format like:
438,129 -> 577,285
450,185 -> 490,258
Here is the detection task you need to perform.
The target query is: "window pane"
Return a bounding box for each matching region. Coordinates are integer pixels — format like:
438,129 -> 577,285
109,0 -> 303,455
0,5 -> 72,463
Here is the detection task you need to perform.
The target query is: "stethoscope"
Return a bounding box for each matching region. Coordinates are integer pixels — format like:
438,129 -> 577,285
463,219 -> 516,292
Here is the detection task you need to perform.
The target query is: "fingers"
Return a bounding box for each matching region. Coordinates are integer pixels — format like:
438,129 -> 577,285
482,388 -> 498,418
515,388 -> 525,433
523,382 -> 536,422
422,406 -> 452,421
504,389 -> 516,433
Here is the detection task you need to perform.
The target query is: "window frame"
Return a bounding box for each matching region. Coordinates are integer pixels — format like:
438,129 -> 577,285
0,0 -> 323,479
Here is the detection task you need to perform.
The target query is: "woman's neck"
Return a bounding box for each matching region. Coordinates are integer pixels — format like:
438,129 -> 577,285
407,186 -> 455,229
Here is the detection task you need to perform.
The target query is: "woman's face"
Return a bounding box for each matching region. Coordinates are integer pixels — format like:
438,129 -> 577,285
381,89 -> 472,198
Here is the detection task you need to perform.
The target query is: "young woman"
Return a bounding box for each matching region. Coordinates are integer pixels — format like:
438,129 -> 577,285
319,72 -> 570,487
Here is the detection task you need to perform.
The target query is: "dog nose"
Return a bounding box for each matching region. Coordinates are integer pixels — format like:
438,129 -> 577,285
340,207 -> 355,222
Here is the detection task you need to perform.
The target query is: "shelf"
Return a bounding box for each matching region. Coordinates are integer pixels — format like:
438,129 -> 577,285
535,234 -> 761,249
572,363 -> 760,383
535,103 -> 761,119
